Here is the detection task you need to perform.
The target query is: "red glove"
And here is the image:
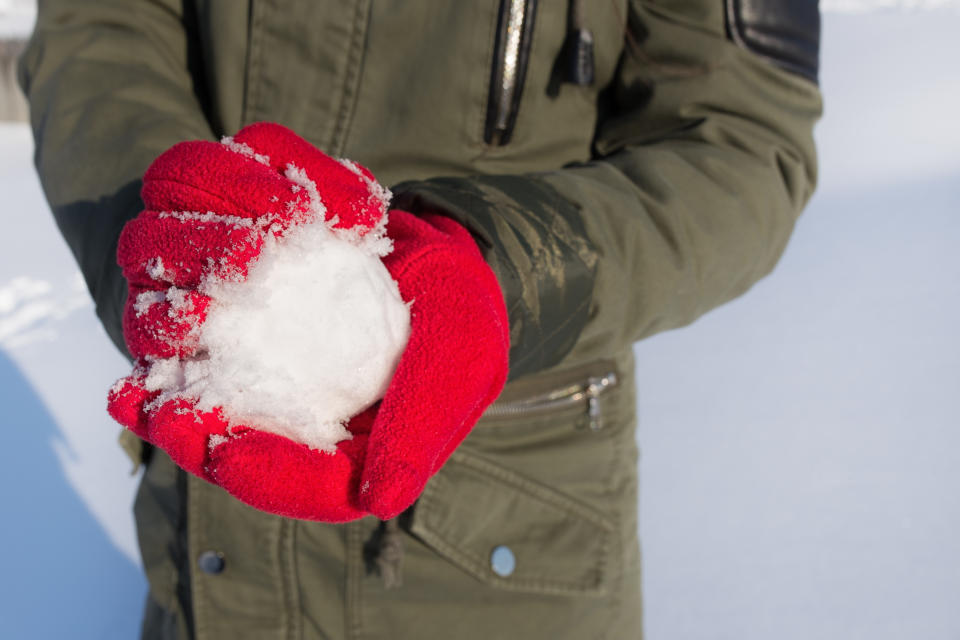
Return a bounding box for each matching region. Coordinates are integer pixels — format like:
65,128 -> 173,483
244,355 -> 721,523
108,123 -> 509,522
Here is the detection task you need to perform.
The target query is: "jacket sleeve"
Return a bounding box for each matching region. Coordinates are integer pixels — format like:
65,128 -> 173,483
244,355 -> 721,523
392,0 -> 822,379
18,0 -> 215,357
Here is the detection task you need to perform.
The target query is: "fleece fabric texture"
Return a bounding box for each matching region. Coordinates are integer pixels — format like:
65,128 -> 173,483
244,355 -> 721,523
107,122 -> 509,522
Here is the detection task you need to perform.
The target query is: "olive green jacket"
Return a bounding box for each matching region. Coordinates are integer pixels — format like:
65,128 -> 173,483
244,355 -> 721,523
19,1 -> 820,638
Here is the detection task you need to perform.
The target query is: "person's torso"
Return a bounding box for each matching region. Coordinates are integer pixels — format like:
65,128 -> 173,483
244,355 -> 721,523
193,0 -> 627,185
135,3 -> 643,638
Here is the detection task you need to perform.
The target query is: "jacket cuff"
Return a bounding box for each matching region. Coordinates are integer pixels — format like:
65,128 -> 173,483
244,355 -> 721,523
391,175 -> 598,379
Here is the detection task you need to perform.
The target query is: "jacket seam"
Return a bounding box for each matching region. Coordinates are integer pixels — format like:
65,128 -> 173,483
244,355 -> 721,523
601,386 -> 623,637
186,477 -> 207,640
346,521 -> 364,640
330,0 -> 372,156
242,0 -> 265,126
279,518 -> 301,640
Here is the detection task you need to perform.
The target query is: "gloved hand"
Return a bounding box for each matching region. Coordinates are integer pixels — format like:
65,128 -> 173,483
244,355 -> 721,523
108,123 -> 509,522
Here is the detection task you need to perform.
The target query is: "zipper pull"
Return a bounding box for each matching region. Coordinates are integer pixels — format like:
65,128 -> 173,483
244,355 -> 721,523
563,28 -> 595,86
562,0 -> 594,86
585,373 -> 617,431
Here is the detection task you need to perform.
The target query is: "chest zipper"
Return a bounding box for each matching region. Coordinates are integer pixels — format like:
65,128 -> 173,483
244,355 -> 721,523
484,0 -> 538,146
483,372 -> 619,431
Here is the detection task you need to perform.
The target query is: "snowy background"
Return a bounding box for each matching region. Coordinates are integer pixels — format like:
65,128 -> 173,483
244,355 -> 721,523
1,1 -> 958,638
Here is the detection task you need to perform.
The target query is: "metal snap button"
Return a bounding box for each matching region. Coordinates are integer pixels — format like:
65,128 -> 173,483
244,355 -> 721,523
490,545 -> 516,578
197,550 -> 225,575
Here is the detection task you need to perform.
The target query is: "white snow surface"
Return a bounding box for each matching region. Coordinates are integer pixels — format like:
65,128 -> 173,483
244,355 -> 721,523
0,273 -> 90,348
139,148 -> 410,452
822,0 -> 960,11
0,0 -> 34,39
1,122 -> 145,638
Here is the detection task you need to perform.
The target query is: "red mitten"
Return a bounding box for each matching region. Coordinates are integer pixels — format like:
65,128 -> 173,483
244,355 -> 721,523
360,210 -> 510,518
206,210 -> 510,521
109,122 -> 392,521
108,123 -> 509,522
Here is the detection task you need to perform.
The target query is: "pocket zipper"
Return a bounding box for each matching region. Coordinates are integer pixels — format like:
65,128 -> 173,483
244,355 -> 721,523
484,0 -> 538,146
483,371 -> 619,431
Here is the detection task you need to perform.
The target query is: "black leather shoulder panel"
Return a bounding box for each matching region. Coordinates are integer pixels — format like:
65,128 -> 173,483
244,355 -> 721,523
725,0 -> 820,83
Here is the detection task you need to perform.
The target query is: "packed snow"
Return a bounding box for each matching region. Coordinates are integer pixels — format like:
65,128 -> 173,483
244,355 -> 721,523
138,146 -> 410,452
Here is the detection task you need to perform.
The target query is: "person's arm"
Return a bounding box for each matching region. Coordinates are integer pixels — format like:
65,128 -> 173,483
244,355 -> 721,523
393,0 -> 821,379
18,0 -> 214,356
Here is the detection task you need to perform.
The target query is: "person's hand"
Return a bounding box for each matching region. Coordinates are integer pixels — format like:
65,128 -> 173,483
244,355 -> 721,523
206,208 -> 511,521
108,123 -> 509,521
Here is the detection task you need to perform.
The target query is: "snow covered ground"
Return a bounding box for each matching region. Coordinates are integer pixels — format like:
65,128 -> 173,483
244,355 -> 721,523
0,0 -> 33,40
0,123 -> 144,637
635,8 -> 960,640
1,3 -> 958,640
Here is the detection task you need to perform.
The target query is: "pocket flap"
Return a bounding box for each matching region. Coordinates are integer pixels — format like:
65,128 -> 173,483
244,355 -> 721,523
410,450 -> 614,596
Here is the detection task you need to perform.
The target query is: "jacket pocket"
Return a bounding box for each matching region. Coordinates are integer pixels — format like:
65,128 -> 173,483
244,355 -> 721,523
409,448 -> 615,596
483,369 -> 619,432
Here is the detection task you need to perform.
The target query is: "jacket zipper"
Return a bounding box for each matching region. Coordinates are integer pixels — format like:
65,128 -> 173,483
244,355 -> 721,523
483,371 -> 619,431
484,0 -> 538,146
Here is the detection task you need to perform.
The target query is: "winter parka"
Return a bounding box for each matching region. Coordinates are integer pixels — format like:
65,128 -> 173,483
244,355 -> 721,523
19,1 -> 821,638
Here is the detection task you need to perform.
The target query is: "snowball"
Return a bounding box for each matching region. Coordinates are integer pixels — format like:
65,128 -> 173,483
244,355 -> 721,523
142,160 -> 410,453
197,221 -> 409,450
